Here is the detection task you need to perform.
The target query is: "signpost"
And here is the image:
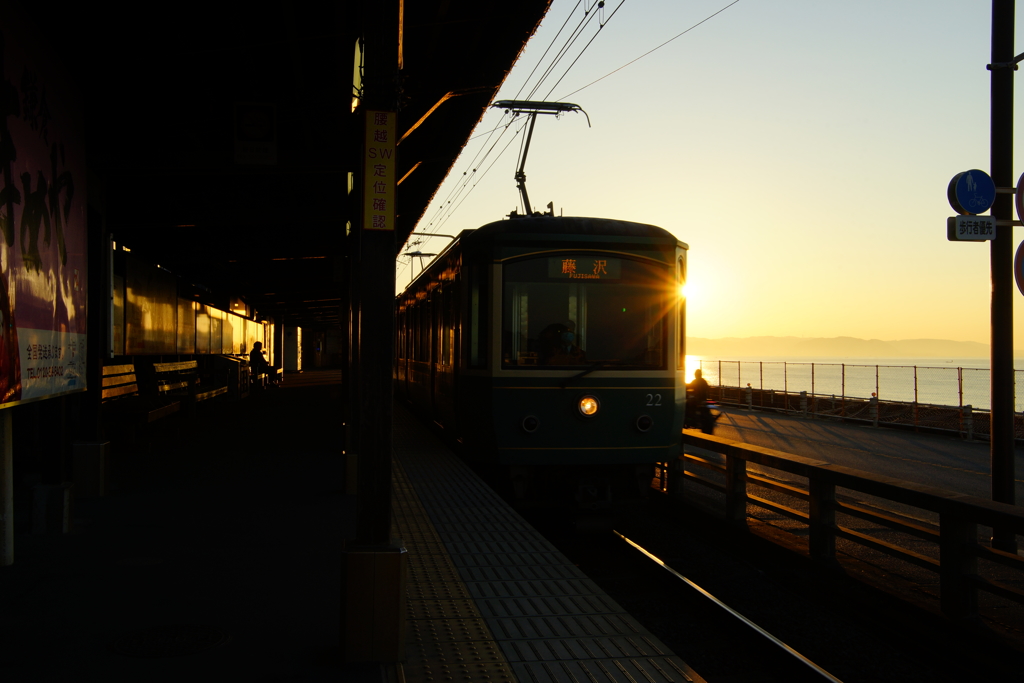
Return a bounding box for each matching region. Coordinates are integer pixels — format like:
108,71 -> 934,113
948,169 -> 997,215
946,215 -> 996,241
947,169 -> 997,242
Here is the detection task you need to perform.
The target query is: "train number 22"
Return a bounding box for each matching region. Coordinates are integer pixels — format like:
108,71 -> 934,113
645,393 -> 662,406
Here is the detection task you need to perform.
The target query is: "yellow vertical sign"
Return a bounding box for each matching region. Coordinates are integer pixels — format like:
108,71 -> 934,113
363,110 -> 396,231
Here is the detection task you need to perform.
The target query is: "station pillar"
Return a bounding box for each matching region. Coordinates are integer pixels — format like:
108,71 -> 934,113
341,0 -> 406,662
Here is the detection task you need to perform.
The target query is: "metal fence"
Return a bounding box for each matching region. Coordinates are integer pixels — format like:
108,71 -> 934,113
698,360 -> 1024,439
669,431 -> 1024,623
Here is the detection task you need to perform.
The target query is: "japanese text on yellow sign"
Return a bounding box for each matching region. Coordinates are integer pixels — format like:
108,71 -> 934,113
363,110 -> 396,231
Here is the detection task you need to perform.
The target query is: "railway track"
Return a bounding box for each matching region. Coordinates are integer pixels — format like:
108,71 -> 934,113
522,498 -> 1022,683
613,530 -> 841,683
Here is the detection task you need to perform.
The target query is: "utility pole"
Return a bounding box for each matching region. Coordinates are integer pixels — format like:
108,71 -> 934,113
989,0 -> 1017,551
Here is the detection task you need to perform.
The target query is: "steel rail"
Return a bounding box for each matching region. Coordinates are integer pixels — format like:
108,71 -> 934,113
612,529 -> 845,683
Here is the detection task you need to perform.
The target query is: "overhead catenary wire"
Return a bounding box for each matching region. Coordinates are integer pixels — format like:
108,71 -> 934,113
397,115 -> 530,283
508,0 -> 584,102
399,0 -> 737,255
557,0 -> 740,101
415,113 -> 518,233
543,0 -> 627,100
524,1 -> 608,102
419,115 -> 522,233
431,118 -> 530,233
468,120 -> 523,142
402,0 -> 610,261
419,2 -> 598,237
402,0 -> 736,277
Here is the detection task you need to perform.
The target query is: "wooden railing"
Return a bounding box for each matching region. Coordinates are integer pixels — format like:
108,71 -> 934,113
668,430 -> 1024,619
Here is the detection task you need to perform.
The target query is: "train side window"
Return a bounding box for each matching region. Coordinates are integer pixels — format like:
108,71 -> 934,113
417,303 -> 425,361
397,308 -> 407,359
468,265 -> 487,368
440,281 -> 455,367
405,306 -> 412,360
434,289 -> 443,366
414,302 -> 424,361
422,300 -> 431,361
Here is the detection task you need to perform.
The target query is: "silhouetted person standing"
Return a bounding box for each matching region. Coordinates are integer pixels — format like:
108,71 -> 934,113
688,368 -> 709,402
687,369 -> 714,433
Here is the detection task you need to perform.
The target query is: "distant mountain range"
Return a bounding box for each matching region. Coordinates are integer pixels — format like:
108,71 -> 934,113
685,336 -> 1012,359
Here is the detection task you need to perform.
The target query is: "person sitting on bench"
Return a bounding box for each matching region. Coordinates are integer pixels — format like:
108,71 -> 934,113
248,342 -> 274,384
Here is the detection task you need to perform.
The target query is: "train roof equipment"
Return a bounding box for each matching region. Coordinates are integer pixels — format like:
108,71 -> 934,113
491,100 -> 590,218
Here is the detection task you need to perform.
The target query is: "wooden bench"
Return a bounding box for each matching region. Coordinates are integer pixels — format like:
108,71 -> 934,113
250,365 -> 267,390
154,359 -> 230,407
249,365 -> 281,391
101,364 -> 139,405
101,363 -> 182,429
197,383 -> 229,402
153,360 -> 195,395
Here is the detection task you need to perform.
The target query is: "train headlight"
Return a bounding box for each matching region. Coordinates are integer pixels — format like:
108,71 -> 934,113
521,415 -> 540,433
578,395 -> 599,417
636,415 -> 653,432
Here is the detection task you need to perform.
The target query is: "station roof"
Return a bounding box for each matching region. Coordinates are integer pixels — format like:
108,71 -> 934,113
28,1 -> 550,330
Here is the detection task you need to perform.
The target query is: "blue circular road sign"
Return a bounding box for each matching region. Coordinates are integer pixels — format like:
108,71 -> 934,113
1016,241 -> 1024,297
948,169 -> 996,215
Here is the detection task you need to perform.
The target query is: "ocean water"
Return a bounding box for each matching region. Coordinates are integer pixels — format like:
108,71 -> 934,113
686,356 -> 1024,412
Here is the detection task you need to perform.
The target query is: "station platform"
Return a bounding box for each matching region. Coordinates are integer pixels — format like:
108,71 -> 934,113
0,369 -> 377,682
393,403 -> 702,683
0,368 -> 703,682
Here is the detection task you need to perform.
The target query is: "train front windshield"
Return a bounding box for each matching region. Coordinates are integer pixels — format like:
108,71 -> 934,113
502,254 -> 672,368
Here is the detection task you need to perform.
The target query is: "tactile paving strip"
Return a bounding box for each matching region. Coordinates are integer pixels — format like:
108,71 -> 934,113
394,457 -> 517,682
392,406 -> 705,683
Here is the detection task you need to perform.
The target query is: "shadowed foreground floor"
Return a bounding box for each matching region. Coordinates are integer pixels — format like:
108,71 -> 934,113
0,369 -> 385,683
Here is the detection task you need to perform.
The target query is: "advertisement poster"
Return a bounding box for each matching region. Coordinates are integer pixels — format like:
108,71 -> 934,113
0,20 -> 87,406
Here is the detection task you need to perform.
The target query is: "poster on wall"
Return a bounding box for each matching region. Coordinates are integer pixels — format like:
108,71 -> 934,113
0,19 -> 87,406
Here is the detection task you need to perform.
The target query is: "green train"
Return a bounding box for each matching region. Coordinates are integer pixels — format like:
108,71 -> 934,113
396,214 -> 688,505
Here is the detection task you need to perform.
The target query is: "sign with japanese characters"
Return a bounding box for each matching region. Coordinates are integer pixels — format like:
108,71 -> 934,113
0,18 -> 88,406
946,215 -> 995,241
548,256 -> 622,280
362,110 -> 395,231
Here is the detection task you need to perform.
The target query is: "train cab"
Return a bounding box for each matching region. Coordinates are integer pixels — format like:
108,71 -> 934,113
396,214 -> 688,503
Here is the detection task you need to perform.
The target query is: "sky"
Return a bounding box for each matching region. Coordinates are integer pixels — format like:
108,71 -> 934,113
397,0 -> 1024,347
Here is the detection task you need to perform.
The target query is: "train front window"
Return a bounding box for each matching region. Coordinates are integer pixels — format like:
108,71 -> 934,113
501,255 -> 671,368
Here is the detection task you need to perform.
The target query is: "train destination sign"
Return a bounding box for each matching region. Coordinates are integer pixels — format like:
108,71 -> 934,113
948,169 -> 996,215
947,215 -> 995,241
548,256 -> 621,280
